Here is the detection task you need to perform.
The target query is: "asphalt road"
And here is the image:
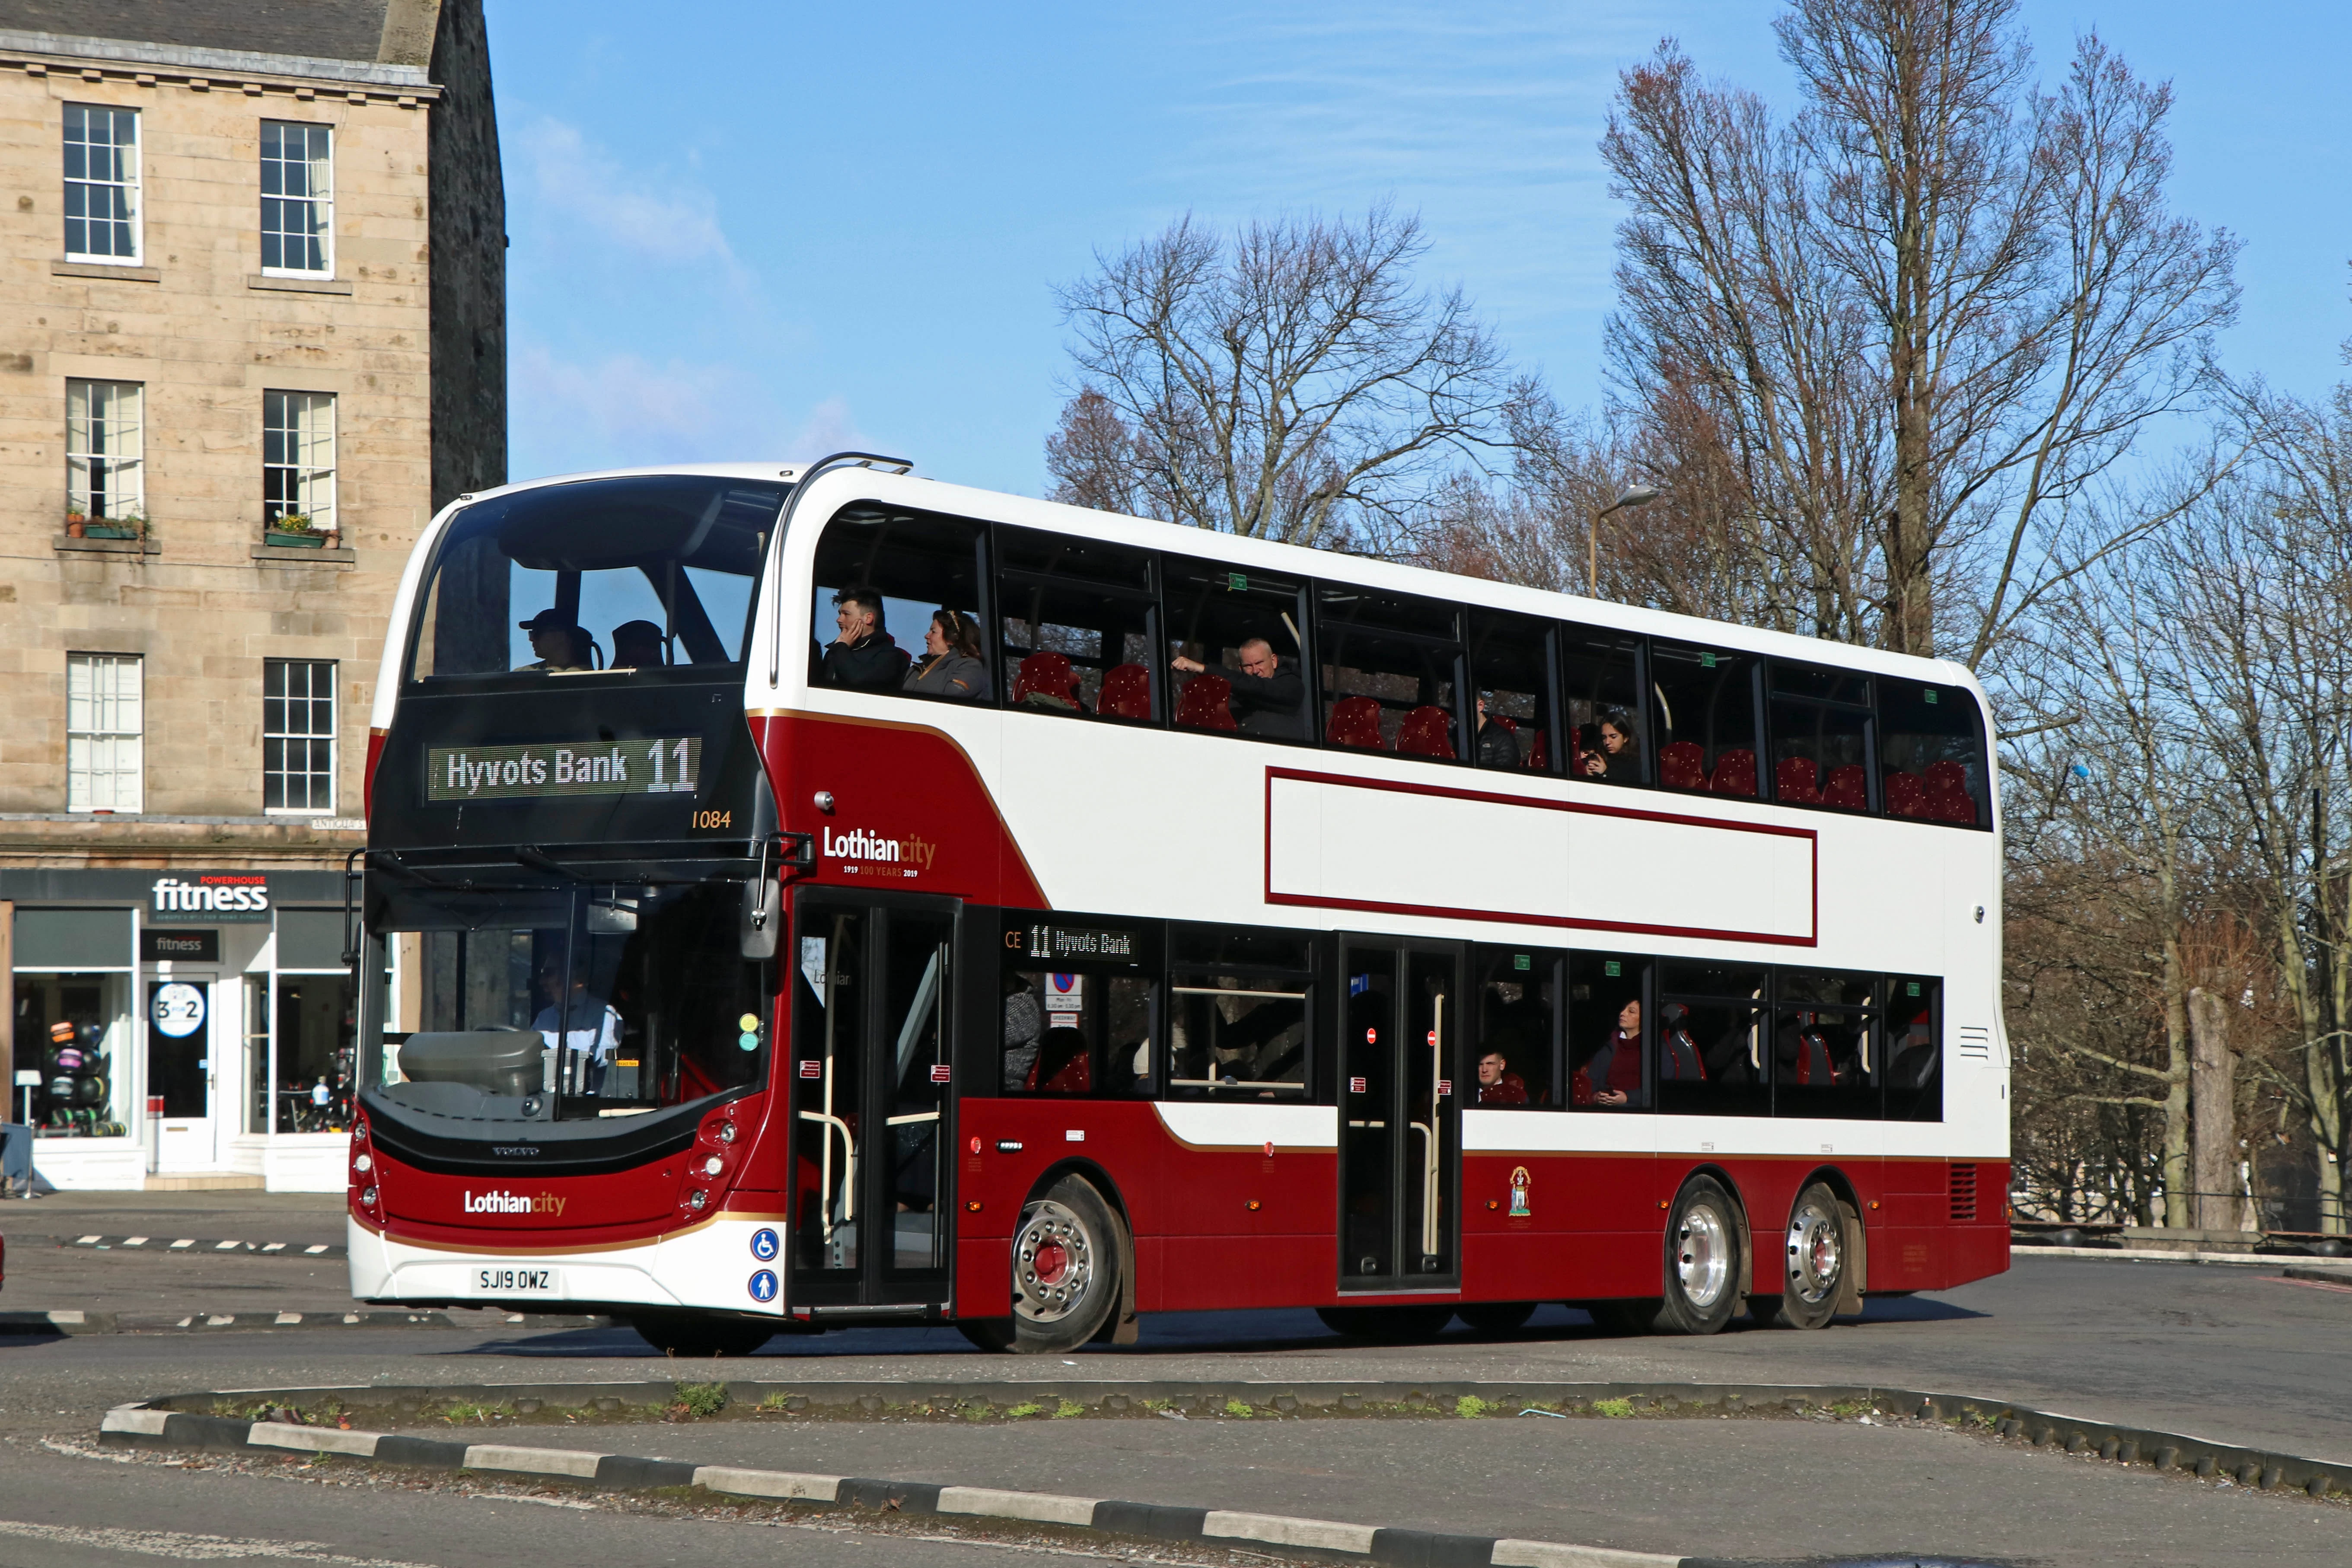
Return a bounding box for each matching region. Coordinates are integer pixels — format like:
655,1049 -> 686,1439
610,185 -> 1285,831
3,1249 -> 2349,1567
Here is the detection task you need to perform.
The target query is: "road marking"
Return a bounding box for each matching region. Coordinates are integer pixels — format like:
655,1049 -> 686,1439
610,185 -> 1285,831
469,1495 -> 596,1512
0,1517 -> 446,1566
2269,1275 -> 2352,1295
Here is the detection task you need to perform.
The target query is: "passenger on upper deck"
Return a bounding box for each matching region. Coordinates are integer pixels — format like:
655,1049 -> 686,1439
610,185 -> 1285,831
610,619 -> 666,670
904,609 -> 990,700
822,586 -> 911,689
1173,637 -> 1305,737
1577,711 -> 1639,779
1475,695 -> 1522,768
516,609 -> 593,672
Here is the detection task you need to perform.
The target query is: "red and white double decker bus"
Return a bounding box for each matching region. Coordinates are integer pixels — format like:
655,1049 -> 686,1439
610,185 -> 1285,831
347,455 -> 2008,1354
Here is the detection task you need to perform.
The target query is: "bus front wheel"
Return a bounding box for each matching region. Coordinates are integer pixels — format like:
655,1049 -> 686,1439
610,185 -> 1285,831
629,1313 -> 775,1358
962,1175 -> 1124,1354
1752,1182 -> 1847,1330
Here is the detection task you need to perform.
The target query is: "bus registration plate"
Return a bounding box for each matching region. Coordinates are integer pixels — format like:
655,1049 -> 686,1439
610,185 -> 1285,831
472,1265 -> 561,1296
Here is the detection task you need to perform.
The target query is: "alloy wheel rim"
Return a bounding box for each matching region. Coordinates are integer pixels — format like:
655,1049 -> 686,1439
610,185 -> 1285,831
1676,1203 -> 1731,1307
1786,1201 -> 1842,1304
1013,1200 -> 1094,1323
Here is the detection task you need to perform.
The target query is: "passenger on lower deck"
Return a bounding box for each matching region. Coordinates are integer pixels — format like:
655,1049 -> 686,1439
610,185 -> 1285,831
1573,999 -> 1644,1107
1475,1047 -> 1528,1105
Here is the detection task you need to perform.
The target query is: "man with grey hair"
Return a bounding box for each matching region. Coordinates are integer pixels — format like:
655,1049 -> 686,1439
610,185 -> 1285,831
1173,636 -> 1306,738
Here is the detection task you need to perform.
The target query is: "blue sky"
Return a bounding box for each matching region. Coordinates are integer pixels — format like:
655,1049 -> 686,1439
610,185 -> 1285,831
490,2 -> 2352,497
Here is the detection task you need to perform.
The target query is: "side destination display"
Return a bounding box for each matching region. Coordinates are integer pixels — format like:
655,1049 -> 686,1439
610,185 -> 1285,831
427,736 -> 703,802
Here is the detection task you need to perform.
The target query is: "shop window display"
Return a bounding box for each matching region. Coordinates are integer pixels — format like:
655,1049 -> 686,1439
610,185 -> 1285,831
13,973 -> 134,1137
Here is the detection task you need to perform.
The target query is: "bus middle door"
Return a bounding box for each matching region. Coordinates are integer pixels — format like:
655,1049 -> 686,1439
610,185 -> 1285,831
787,892 -> 958,1313
1336,936 -> 1463,1294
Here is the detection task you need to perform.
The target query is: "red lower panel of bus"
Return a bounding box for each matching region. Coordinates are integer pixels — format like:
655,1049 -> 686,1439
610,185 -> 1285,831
952,1098 -> 2008,1312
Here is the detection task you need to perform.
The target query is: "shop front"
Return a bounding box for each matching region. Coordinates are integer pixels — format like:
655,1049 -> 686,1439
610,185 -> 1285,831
3,868 -> 360,1192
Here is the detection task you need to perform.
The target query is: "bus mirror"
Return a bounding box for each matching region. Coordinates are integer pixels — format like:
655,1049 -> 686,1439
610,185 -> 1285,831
740,878 -> 780,960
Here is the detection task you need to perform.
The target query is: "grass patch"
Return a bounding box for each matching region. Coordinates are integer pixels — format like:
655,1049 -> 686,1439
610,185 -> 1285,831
1053,1400 -> 1086,1419
1455,1395 -> 1492,1418
1223,1399 -> 1255,1418
673,1383 -> 729,1418
1591,1398 -> 1635,1419
1004,1403 -> 1042,1419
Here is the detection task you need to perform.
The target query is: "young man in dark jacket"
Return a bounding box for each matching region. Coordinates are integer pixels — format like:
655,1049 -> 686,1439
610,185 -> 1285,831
821,586 -> 910,688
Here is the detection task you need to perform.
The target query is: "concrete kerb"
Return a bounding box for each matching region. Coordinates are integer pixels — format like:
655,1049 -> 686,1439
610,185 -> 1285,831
96,1377 -> 2352,1561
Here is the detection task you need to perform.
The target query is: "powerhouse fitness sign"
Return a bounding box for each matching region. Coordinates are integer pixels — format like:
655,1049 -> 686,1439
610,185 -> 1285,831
149,873 -> 273,924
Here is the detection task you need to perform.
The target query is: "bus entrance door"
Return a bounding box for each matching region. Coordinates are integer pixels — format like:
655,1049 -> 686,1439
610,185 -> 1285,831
1336,937 -> 1462,1293
786,893 -> 958,1313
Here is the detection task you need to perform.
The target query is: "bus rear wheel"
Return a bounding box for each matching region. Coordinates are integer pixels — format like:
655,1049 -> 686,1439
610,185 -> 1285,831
963,1175 -> 1124,1355
629,1313 -> 775,1358
1656,1176 -> 1742,1335
1316,1304 -> 1454,1341
1752,1182 -> 1847,1330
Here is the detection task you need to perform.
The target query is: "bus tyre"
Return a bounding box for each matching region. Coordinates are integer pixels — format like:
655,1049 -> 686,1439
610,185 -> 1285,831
1657,1176 -> 1741,1335
1316,1304 -> 1454,1341
1753,1182 -> 1846,1330
628,1313 -> 775,1358
1454,1300 -> 1537,1335
985,1175 -> 1123,1355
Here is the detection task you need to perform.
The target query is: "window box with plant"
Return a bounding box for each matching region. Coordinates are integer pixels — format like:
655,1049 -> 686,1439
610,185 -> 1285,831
67,507 -> 147,540
263,511 -> 338,549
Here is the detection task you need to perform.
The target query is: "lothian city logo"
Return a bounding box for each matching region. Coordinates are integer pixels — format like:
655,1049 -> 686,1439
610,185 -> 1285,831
821,826 -> 936,870
462,1189 -> 565,1216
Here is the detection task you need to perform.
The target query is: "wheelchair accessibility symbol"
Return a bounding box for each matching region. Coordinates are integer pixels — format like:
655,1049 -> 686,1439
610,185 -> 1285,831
748,1269 -> 778,1303
750,1227 -> 780,1262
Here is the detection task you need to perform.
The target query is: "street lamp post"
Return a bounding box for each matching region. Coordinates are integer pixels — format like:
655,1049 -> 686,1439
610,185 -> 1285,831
1589,485 -> 1661,597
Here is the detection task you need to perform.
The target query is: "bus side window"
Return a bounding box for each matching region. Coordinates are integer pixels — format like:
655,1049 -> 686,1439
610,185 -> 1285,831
1559,627 -> 1645,785
1886,976 -> 1942,1121
997,525 -> 1157,722
1317,585 -> 1464,760
1167,923 -> 1313,1100
1770,968 -> 1882,1119
1468,612 -> 1554,774
1654,961 -> 1770,1117
810,504 -> 991,699
1565,953 -> 1647,1110
1650,641 -> 1759,797
998,915 -> 1157,1098
1472,947 -> 1557,1107
1768,664 -> 1873,812
1162,561 -> 1312,740
1877,680 -> 1989,827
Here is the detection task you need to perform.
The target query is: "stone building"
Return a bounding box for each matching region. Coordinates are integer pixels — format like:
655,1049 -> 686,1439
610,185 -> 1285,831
0,0 -> 504,1190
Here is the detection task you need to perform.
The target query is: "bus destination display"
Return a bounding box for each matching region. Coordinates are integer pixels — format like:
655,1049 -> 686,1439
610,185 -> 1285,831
427,737 -> 703,802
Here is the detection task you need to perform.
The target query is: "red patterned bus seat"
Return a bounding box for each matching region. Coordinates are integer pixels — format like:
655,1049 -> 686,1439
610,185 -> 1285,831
1098,662 -> 1152,719
1775,756 -> 1821,804
1823,763 -> 1867,810
1327,695 -> 1386,751
1013,651 -> 1081,711
1173,673 -> 1237,730
1660,740 -> 1707,789
1026,1027 -> 1092,1094
1395,704 -> 1455,759
1884,769 -> 1929,817
1708,748 -> 1758,797
1924,760 -> 1976,822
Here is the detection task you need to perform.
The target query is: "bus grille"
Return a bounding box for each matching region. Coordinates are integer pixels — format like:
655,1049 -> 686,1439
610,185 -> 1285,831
1949,1163 -> 1979,1222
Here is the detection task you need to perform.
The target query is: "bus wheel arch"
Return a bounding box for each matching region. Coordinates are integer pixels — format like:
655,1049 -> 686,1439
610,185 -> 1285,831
1754,1170 -> 1864,1329
958,1164 -> 1133,1355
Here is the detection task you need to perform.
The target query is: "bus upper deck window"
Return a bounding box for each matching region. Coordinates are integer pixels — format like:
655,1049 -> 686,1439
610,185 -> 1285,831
1649,641 -> 1759,797
409,476 -> 782,682
1316,586 -> 1463,761
1560,627 -> 1644,786
1467,612 -> 1555,774
993,526 -> 1157,724
1768,663 -> 1873,813
809,504 -> 990,700
1878,680 -> 1989,827
1163,561 -> 1311,740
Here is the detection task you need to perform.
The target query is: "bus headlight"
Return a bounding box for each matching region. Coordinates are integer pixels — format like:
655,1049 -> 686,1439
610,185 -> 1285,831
686,1189 -> 707,1211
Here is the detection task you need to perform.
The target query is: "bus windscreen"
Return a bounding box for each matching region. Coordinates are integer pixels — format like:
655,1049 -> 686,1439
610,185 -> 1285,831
409,475 -> 786,680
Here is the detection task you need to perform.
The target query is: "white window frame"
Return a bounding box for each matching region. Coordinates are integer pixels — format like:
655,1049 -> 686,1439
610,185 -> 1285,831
63,102 -> 140,264
65,379 -> 145,525
259,120 -> 334,277
262,390 -> 337,532
67,653 -> 143,813
262,658 -> 337,815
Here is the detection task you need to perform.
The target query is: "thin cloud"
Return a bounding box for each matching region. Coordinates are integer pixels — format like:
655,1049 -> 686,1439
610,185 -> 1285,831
510,343 -> 860,476
520,117 -> 739,268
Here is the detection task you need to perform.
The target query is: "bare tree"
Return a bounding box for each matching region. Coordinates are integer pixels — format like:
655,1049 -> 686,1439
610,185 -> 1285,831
1049,205 -> 1517,548
1603,7 -> 2238,663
